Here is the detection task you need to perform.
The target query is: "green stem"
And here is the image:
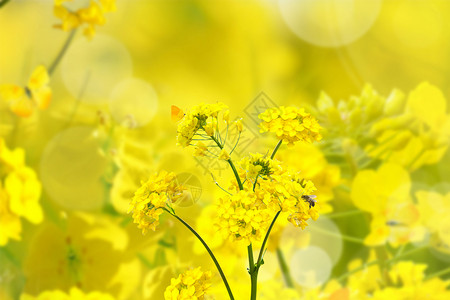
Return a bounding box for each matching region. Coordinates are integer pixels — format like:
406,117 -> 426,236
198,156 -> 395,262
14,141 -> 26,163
166,209 -> 235,300
48,29 -> 77,75
210,135 -> 243,190
425,266 -> 450,280
270,140 -> 282,159
248,244 -> 257,300
256,211 -> 281,268
276,248 -> 294,287
0,0 -> 11,9
0,246 -> 20,268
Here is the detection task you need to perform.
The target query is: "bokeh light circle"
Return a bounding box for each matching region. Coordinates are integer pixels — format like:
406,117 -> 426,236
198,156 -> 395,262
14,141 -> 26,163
279,0 -> 382,47
61,34 -> 132,104
290,246 -> 332,288
109,78 -> 159,127
40,126 -> 108,211
281,217 -> 343,265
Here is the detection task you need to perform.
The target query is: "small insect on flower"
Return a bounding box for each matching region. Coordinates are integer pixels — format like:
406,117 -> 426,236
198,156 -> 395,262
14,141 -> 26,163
171,105 -> 185,122
0,65 -> 51,117
302,194 -> 317,209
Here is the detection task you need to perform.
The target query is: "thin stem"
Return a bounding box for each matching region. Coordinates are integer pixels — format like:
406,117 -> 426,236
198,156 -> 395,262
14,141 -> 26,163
276,248 -> 294,288
165,209 -> 235,300
0,0 -> 11,9
48,29 -> 77,75
270,140 -> 282,159
256,211 -> 281,268
248,244 -> 257,300
252,174 -> 260,192
211,173 -> 233,195
210,135 -> 243,190
229,131 -> 241,155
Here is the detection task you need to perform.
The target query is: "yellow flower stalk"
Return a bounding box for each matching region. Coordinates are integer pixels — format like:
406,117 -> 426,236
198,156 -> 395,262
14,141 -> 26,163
258,106 -> 322,146
132,104 -> 322,300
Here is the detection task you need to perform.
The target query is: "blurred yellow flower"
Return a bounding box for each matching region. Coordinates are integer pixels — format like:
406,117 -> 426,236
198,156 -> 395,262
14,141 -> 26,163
0,139 -> 42,246
367,82 -> 450,170
20,287 -> 115,300
259,106 -> 322,146
128,171 -> 186,234
416,190 -> 450,248
351,163 -> 424,247
164,267 -> 212,300
23,213 -> 131,297
53,0 -> 117,39
0,65 -> 51,118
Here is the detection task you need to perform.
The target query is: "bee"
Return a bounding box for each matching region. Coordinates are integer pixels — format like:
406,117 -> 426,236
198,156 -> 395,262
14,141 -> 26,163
302,194 -> 317,209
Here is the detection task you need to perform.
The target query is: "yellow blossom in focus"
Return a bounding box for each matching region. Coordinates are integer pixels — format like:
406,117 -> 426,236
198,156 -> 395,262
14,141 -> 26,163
128,171 -> 186,234
258,106 -> 322,146
0,139 -> 42,246
20,287 -> 115,300
53,0 -> 117,39
164,267 -> 212,300
176,102 -> 228,147
216,190 -> 271,245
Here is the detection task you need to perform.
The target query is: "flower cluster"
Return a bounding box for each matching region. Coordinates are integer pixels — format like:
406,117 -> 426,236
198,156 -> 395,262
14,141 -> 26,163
128,171 -> 185,234
176,102 -> 228,147
164,267 -> 212,300
20,287 -> 115,300
314,82 -> 450,171
54,0 -> 117,39
216,190 -> 271,244
258,106 -> 322,146
216,153 -> 319,244
0,139 -> 42,246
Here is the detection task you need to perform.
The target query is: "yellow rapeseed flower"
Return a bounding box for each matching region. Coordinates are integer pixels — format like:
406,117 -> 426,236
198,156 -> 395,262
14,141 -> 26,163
53,0 -> 117,39
258,106 -> 322,146
215,190 -> 271,245
164,267 -> 212,300
0,139 -> 42,246
128,171 -> 186,234
176,102 -> 228,147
